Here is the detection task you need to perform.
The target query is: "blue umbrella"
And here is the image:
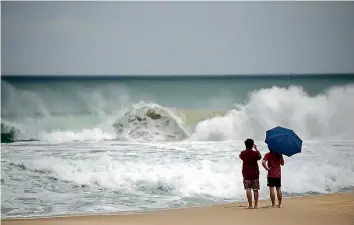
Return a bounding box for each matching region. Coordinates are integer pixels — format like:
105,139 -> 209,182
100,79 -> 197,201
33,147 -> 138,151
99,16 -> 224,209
265,126 -> 303,157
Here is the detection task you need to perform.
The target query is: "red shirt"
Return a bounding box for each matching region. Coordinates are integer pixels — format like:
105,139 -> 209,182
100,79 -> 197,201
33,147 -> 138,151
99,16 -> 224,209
263,152 -> 284,178
239,149 -> 262,180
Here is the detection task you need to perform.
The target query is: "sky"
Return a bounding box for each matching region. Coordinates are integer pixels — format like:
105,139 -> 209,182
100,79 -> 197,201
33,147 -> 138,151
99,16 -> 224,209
1,1 -> 354,75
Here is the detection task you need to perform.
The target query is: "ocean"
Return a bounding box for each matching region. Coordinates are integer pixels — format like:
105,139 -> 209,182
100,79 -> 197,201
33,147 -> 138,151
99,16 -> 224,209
1,74 -> 354,218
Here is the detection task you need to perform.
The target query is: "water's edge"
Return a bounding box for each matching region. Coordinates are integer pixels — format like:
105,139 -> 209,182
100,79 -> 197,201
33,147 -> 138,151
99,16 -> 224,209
2,189 -> 353,220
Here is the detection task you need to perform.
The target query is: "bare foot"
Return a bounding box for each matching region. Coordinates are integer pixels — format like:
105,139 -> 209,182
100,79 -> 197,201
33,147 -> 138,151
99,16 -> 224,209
271,205 -> 276,208
245,206 -> 253,209
254,205 -> 258,209
277,205 -> 282,208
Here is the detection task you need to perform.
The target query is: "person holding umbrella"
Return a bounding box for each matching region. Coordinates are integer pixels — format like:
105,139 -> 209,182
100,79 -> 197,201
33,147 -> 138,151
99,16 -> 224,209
262,150 -> 284,208
263,126 -> 303,208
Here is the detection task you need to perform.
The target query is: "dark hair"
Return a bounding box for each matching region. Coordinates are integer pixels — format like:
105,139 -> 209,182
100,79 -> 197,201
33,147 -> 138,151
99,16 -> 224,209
244,139 -> 254,149
269,148 -> 282,159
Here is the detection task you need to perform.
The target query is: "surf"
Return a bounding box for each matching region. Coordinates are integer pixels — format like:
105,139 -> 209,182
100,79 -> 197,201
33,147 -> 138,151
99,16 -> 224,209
1,81 -> 354,143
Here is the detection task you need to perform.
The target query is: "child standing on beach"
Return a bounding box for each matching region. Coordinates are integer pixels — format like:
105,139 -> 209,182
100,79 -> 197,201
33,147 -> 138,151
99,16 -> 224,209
262,150 -> 284,208
239,139 -> 262,209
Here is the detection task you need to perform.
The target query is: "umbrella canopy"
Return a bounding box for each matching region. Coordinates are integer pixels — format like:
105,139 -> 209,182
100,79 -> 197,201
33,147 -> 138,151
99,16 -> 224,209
265,126 -> 303,157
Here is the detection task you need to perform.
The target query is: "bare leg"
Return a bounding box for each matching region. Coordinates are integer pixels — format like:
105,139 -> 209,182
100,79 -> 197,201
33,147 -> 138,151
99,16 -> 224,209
253,190 -> 259,209
246,188 -> 253,208
276,187 -> 282,208
269,187 -> 275,207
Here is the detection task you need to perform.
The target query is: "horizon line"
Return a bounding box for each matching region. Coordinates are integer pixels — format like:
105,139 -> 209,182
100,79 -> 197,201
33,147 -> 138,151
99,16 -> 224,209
2,73 -> 354,77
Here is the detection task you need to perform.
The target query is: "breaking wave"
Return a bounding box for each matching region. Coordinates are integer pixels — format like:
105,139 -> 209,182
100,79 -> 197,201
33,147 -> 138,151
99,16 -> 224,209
2,81 -> 354,143
191,85 -> 354,141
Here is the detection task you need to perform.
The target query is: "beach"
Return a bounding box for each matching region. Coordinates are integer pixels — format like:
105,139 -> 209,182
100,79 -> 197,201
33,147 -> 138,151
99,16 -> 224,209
2,1 -> 354,224
2,192 -> 354,225
2,76 -> 354,220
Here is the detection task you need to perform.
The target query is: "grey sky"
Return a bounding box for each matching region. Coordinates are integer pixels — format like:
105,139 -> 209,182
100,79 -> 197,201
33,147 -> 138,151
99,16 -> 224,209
1,1 -> 354,75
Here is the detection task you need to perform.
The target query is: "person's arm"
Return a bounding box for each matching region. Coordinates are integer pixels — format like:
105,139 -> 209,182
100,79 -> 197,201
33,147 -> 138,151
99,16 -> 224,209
254,144 -> 262,160
239,151 -> 243,160
280,155 -> 284,166
262,155 -> 270,171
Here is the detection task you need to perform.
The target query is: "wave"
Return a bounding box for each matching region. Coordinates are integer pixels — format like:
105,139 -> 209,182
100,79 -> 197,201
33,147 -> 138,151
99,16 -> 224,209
191,85 -> 354,141
2,81 -> 354,143
112,103 -> 191,141
3,141 -> 354,201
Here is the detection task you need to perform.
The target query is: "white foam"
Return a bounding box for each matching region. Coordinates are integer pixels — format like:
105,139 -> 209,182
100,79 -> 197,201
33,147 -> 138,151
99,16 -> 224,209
111,101 -> 190,141
16,141 -> 354,200
38,128 -> 116,143
2,140 -> 354,219
191,85 -> 354,141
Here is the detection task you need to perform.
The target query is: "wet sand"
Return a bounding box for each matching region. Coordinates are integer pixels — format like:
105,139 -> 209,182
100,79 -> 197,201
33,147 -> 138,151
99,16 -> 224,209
2,192 -> 354,225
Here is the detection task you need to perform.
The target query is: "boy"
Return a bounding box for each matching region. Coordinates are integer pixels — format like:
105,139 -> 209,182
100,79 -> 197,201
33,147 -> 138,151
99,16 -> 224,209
239,139 -> 262,209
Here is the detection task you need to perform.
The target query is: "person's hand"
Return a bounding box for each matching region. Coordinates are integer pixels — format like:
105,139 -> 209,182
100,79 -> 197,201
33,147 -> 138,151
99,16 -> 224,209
267,167 -> 272,171
253,144 -> 258,150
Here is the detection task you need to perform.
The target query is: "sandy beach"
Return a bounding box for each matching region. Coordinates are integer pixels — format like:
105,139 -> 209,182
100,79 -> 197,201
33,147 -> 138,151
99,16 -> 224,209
2,192 -> 354,225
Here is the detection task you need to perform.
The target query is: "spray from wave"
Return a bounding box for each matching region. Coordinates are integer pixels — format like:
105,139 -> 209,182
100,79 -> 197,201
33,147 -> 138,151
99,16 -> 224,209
111,103 -> 191,141
191,85 -> 354,141
2,81 -> 354,143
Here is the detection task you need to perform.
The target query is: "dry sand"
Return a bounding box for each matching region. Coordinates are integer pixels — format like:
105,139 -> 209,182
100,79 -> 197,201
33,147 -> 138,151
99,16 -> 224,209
2,192 -> 354,225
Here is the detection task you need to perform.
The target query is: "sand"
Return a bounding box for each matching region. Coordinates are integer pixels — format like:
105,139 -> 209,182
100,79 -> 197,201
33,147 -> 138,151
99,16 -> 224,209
2,192 -> 354,225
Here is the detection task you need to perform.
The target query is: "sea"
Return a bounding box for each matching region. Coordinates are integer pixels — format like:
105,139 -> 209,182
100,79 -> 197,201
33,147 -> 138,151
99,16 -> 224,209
1,74 -> 354,219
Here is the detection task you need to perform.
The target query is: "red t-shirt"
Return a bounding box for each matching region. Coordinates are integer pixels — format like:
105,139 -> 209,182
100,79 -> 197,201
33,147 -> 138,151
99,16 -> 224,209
263,152 -> 284,178
239,149 -> 262,180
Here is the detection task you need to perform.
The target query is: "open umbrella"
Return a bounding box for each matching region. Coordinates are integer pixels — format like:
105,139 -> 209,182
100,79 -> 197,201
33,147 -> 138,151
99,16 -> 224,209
265,126 -> 303,157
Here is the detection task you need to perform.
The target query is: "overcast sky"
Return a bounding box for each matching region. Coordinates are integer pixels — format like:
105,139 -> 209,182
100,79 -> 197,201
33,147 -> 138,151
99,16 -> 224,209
1,1 -> 354,75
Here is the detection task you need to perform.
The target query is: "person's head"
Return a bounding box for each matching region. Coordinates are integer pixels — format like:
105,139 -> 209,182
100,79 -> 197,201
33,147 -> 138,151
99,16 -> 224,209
269,147 -> 282,158
244,139 -> 254,150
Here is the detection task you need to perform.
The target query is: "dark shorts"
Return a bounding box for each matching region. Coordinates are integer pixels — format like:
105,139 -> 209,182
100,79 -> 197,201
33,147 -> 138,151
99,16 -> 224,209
267,177 -> 281,187
243,178 -> 260,190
